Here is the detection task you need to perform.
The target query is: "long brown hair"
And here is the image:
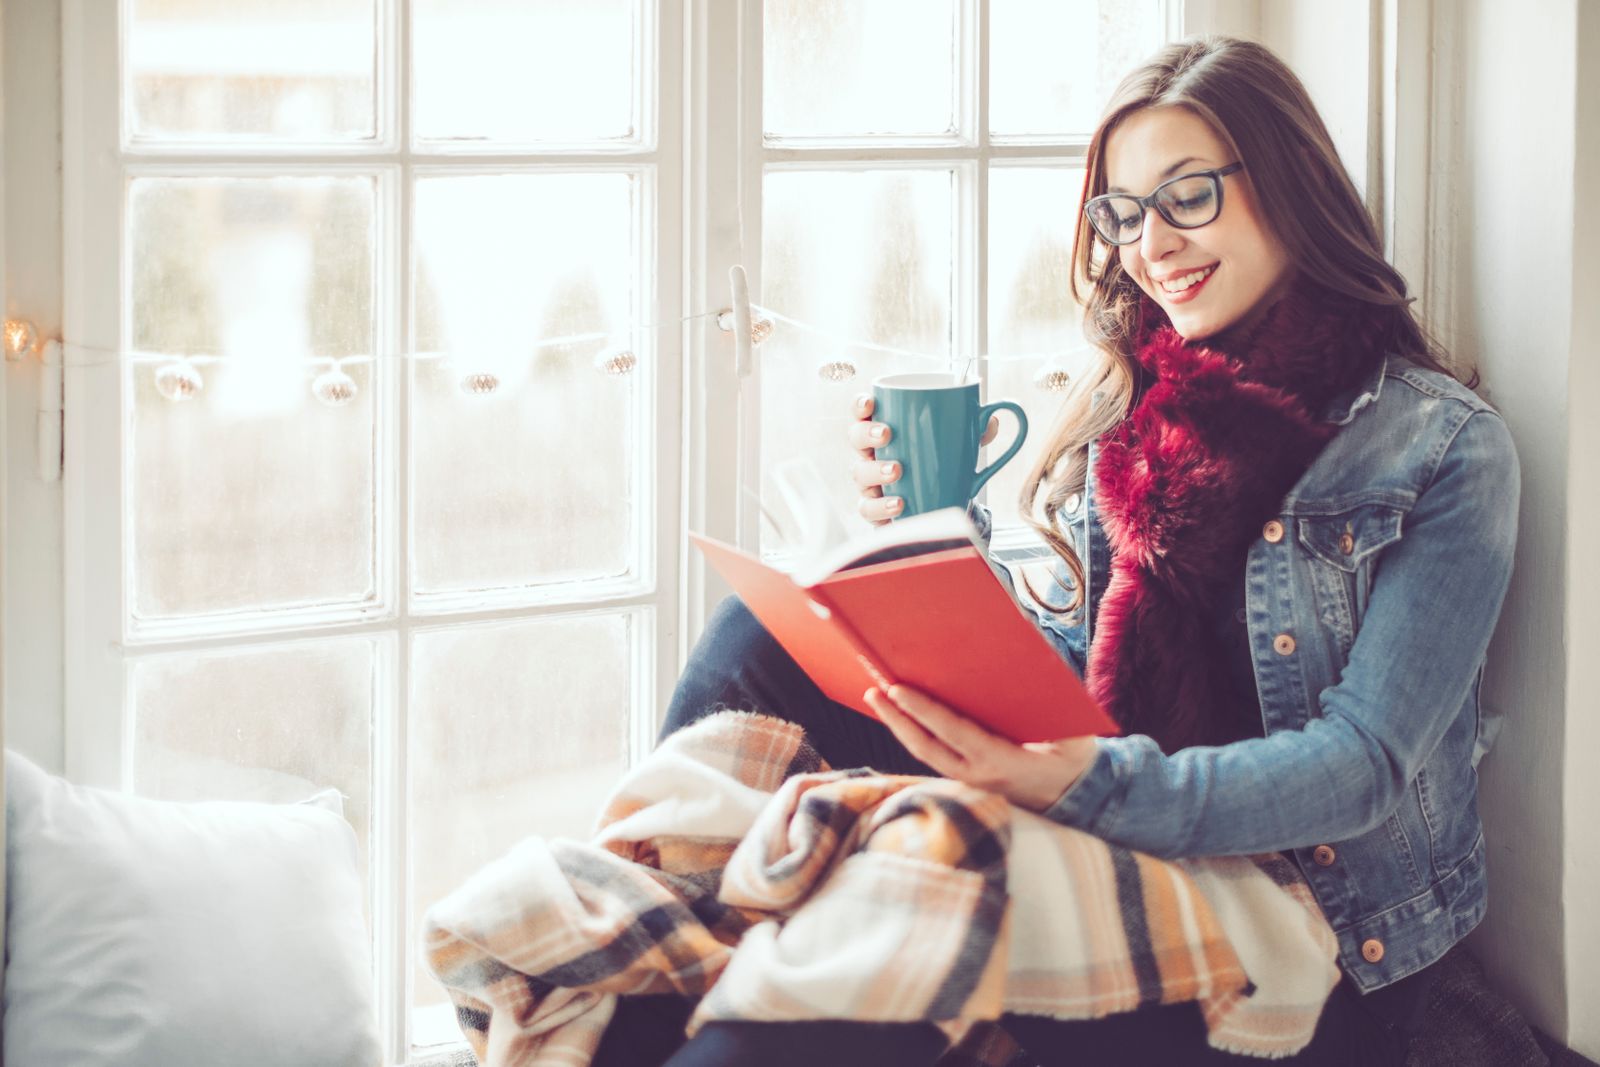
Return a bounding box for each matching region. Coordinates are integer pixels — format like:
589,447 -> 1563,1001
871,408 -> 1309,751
1019,35 -> 1469,616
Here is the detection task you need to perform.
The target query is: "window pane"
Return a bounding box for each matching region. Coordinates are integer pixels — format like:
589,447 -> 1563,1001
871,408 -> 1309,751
764,0 -> 959,140
985,166 -> 1089,530
990,0 -> 1163,139
413,0 -> 640,146
411,172 -> 640,598
127,176 -> 377,624
408,611 -> 638,1032
127,0 -> 377,144
131,637 -> 376,899
760,169 -> 954,553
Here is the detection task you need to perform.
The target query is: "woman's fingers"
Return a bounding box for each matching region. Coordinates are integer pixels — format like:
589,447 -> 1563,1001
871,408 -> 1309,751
980,413 -> 1000,447
857,494 -> 903,523
848,419 -> 891,454
886,684 -> 1005,757
853,457 -> 900,490
865,688 -> 966,772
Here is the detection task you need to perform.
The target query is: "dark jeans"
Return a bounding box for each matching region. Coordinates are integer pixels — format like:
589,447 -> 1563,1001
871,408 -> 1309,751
593,596 -> 1416,1067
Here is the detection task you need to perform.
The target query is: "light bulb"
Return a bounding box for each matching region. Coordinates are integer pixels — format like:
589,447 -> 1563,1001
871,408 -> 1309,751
4,319 -> 38,359
593,348 -> 638,376
154,360 -> 204,401
312,364 -> 358,406
716,310 -> 776,346
817,360 -> 858,383
1033,367 -> 1072,393
459,371 -> 500,396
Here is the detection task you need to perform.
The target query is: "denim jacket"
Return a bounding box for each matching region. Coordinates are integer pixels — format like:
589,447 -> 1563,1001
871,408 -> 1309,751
990,354 -> 1520,991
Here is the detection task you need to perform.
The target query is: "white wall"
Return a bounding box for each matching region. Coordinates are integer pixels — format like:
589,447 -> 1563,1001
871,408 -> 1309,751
1434,0 -> 1592,1054
1561,2 -> 1600,1058
1260,0 -> 1377,204
1,0 -> 63,774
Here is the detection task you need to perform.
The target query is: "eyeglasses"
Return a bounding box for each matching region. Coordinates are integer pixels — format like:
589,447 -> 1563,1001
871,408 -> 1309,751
1083,163 -> 1245,246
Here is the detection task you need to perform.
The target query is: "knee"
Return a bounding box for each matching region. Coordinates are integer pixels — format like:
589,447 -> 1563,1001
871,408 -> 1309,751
662,596 -> 778,737
694,595 -> 782,666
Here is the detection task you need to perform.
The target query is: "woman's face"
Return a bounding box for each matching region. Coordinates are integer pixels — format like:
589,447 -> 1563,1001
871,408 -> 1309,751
1103,106 -> 1294,341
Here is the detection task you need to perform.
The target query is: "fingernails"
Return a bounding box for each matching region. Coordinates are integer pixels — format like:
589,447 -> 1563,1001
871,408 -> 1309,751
881,462 -> 897,477
869,426 -> 886,442
885,498 -> 903,512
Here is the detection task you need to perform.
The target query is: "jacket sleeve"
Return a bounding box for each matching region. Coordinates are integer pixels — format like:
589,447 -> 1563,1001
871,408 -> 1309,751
1043,409 -> 1520,858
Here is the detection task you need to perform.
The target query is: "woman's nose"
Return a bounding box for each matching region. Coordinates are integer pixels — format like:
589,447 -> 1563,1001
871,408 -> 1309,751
1138,208 -> 1185,262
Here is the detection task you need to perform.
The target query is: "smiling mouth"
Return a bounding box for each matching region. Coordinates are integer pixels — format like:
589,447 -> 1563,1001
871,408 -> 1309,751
1158,263 -> 1219,294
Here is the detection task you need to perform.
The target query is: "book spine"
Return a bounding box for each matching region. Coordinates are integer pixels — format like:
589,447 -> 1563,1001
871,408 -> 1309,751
805,586 -> 897,694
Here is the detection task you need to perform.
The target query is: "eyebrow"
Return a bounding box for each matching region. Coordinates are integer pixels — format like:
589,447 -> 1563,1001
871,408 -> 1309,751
1106,156 -> 1208,194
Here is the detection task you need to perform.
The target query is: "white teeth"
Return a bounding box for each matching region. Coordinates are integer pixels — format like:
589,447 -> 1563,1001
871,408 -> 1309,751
1160,264 -> 1217,293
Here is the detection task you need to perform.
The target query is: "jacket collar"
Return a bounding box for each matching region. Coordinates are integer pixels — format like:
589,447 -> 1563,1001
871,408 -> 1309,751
1322,351 -> 1390,426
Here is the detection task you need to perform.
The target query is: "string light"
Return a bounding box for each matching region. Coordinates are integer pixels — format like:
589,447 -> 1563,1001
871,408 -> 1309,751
154,359 -> 204,401
4,318 -> 39,359
312,363 -> 358,406
30,305 -> 1093,409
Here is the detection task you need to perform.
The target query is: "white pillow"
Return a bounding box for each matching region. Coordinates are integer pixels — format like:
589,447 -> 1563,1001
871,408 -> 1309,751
3,750 -> 381,1067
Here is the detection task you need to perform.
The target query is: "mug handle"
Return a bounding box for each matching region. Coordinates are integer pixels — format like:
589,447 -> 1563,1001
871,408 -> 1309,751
970,401 -> 1029,497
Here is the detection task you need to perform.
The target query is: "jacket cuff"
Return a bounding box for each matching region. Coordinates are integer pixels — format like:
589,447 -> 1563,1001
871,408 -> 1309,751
1042,738 -> 1122,831
966,500 -> 994,548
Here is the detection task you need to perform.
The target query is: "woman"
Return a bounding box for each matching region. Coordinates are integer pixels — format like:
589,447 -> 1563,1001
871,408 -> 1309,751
597,35 -> 1519,1067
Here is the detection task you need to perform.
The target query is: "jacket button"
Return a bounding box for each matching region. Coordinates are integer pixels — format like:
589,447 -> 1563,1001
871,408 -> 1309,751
1339,532 -> 1355,555
1273,633 -> 1297,655
1065,493 -> 1082,514
1361,939 -> 1385,963
1262,520 -> 1285,543
1313,845 -> 1336,866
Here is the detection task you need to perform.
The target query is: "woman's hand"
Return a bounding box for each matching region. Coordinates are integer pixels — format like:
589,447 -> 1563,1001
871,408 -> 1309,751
848,394 -> 903,525
847,394 -> 1001,526
863,683 -> 1099,812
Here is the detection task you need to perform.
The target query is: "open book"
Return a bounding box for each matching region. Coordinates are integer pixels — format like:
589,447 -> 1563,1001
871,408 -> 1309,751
690,508 -> 1117,744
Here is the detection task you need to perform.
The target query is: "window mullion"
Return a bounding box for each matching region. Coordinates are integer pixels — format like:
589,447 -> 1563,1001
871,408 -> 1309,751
384,0 -> 413,1058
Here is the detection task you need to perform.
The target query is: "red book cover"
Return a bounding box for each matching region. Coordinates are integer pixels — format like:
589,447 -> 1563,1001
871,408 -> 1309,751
690,532 -> 1117,744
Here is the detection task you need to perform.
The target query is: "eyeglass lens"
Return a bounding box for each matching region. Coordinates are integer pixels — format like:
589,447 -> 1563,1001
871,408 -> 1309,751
1088,173 -> 1222,245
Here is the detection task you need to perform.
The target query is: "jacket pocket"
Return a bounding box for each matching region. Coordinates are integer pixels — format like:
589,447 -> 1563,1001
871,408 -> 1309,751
1294,501 -> 1408,654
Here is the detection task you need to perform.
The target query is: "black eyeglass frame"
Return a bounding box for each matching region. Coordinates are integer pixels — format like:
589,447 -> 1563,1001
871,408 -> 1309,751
1083,162 -> 1245,246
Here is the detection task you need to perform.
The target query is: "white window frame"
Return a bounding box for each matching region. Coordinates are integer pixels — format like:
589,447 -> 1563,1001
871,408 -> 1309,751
61,1 -> 685,1059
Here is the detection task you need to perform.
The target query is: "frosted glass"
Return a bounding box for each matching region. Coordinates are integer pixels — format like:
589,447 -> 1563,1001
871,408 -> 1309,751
408,611 -> 636,1019
127,0 -> 377,143
413,0 -> 639,145
990,0 -> 1163,139
985,167 -> 1090,531
131,638 -> 376,898
127,176 -> 377,623
759,169 -> 953,554
764,0 -> 959,140
411,172 -> 639,597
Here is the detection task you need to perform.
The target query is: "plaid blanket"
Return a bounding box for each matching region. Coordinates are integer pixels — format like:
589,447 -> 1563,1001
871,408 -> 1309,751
423,712 -> 1340,1065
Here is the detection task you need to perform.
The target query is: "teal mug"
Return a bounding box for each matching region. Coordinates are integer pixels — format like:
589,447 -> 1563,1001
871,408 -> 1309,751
872,373 -> 1029,518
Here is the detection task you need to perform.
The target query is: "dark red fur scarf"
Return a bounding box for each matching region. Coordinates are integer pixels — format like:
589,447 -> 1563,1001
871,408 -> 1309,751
1084,283 -> 1388,753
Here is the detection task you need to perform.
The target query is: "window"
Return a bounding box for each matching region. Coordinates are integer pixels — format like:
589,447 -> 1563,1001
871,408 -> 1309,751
58,1 -> 1166,1060
64,0 -> 678,1056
